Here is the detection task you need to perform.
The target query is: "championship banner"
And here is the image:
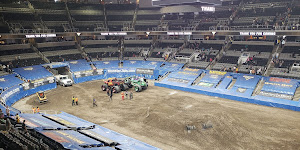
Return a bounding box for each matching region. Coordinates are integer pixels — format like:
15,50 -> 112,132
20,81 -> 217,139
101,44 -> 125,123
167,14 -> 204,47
22,77 -> 55,90
136,68 -> 154,75
74,69 -> 104,78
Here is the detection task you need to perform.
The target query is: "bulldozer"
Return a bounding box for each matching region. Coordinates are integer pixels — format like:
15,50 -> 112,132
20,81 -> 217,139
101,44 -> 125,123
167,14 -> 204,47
36,91 -> 48,104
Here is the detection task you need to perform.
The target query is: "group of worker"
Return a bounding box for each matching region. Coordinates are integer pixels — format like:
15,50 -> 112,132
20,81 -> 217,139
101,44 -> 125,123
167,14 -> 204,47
121,91 -> 133,100
32,107 -> 40,114
72,96 -> 79,106
68,88 -> 134,107
107,88 -> 133,101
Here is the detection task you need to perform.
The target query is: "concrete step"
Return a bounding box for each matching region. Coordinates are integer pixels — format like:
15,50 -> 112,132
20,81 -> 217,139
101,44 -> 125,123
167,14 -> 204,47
227,79 -> 236,90
252,79 -> 265,96
191,72 -> 206,85
158,71 -> 171,81
293,87 -> 300,101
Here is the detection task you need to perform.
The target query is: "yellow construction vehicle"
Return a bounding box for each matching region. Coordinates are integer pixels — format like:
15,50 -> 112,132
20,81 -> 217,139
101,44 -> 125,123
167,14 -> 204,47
36,91 -> 48,103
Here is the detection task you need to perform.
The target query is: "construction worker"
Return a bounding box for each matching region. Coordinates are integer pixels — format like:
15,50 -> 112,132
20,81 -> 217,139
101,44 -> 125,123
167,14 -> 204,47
130,92 -> 133,100
36,107 -> 40,113
93,98 -> 97,107
75,97 -> 78,105
6,106 -> 10,116
121,92 -> 125,100
125,91 -> 128,99
16,113 -> 20,123
107,88 -> 110,96
72,96 -> 75,106
32,107 -> 36,114
109,90 -> 113,101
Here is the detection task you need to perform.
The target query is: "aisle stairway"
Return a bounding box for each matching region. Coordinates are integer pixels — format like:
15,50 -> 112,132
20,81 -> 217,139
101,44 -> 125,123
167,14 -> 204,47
293,87 -> 300,101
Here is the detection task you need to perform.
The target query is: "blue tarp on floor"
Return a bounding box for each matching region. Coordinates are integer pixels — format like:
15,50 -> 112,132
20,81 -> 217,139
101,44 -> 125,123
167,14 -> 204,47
93,60 -> 120,69
67,59 -> 93,72
44,112 -> 94,128
85,125 -> 159,150
0,74 -> 24,90
20,114 -> 67,129
13,65 -> 53,81
39,130 -> 103,149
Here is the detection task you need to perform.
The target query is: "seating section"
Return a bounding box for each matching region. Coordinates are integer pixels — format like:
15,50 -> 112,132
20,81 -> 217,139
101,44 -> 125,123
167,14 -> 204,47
31,1 -> 65,10
0,48 -> 34,56
239,7 -> 286,17
0,128 -> 51,149
230,44 -> 273,52
2,12 -> 37,22
189,42 -> 223,50
219,56 -> 239,64
272,45 -> 300,78
38,45 -> 77,52
48,54 -> 82,62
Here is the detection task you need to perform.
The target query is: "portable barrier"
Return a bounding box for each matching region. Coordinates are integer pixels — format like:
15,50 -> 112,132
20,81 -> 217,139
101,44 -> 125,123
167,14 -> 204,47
156,74 -> 300,111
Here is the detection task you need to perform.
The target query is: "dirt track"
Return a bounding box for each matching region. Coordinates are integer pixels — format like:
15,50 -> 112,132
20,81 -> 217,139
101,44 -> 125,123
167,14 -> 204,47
13,80 -> 300,150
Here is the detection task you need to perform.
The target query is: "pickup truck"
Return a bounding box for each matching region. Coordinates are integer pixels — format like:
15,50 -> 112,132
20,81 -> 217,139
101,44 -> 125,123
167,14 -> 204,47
55,75 -> 73,87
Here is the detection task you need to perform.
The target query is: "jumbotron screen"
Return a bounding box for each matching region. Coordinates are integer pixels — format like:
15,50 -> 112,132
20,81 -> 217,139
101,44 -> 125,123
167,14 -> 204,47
152,0 -> 222,6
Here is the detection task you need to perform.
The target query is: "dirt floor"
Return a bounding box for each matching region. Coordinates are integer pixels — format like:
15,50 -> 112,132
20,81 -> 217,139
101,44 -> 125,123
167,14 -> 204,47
13,80 -> 300,150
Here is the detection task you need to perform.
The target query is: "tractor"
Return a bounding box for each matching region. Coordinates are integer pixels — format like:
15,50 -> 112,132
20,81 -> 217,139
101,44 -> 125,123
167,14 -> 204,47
101,78 -> 129,93
125,76 -> 148,92
36,91 -> 48,104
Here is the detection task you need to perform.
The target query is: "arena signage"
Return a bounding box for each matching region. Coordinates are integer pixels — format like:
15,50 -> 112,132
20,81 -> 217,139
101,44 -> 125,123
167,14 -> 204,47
74,69 -> 103,78
259,91 -> 293,100
136,68 -> 154,75
167,32 -> 192,35
264,82 -> 293,87
209,70 -> 227,75
107,69 -> 135,73
183,68 -> 199,72
269,77 -> 291,83
0,87 -> 20,104
25,34 -> 56,38
22,77 -> 55,90
100,32 -> 127,36
201,6 -> 215,12
178,71 -> 199,76
239,32 -> 276,36
167,78 -> 189,84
